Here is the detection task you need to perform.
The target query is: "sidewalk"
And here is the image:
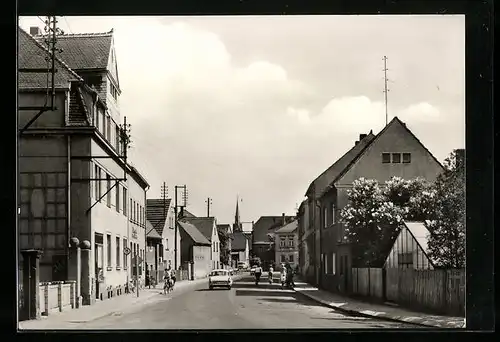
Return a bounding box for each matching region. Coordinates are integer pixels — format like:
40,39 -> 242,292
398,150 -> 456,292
292,280 -> 465,329
18,277 -> 209,330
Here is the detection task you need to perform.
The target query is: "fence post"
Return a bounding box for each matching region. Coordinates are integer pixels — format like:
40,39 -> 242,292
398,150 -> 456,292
20,249 -> 42,321
69,237 -> 82,308
58,282 -> 63,312
43,284 -> 49,316
80,240 -> 93,305
443,269 -> 449,314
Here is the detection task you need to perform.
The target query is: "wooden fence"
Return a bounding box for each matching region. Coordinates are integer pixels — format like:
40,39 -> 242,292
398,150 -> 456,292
351,268 -> 384,300
352,267 -> 465,317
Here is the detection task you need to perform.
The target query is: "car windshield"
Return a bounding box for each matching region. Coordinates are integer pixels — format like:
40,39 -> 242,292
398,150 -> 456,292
210,270 -> 228,276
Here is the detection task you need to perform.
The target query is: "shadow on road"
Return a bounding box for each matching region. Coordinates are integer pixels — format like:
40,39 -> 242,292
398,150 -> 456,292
235,289 -> 296,298
231,283 -> 282,290
196,288 -> 231,292
258,297 -> 326,308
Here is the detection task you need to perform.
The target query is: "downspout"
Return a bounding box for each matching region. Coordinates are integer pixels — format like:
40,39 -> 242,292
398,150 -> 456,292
144,184 -> 149,281
66,89 -> 71,279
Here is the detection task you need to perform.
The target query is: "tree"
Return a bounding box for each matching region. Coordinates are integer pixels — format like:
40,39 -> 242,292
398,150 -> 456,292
340,178 -> 403,266
217,226 -> 231,266
426,150 -> 465,268
383,176 -> 436,221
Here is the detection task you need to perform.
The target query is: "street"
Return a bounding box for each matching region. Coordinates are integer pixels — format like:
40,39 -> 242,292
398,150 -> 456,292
66,276 -> 419,329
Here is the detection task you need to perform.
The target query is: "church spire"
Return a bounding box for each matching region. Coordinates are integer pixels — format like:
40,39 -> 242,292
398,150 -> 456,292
234,195 -> 241,232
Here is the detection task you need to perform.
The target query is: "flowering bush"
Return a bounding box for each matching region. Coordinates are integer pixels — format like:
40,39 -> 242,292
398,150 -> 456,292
426,150 -> 465,268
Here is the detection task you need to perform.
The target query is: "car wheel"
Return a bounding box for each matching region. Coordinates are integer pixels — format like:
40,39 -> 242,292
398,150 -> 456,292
209,286 -> 213,290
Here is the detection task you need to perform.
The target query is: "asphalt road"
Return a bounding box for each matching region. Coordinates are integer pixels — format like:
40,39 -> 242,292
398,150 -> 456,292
73,276 -> 419,330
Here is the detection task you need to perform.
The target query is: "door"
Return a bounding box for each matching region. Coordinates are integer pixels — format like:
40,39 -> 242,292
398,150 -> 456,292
95,243 -> 103,299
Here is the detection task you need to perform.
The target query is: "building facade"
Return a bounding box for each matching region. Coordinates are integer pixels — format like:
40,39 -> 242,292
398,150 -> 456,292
18,27 -> 149,305
274,220 -> 299,269
181,217 -> 221,270
178,221 -> 212,279
299,117 -> 445,293
251,214 -> 295,269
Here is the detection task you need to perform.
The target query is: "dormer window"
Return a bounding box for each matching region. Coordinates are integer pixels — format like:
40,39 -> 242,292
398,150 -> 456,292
110,83 -> 118,101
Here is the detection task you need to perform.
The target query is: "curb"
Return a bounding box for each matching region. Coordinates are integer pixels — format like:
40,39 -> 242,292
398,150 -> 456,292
293,288 -> 464,329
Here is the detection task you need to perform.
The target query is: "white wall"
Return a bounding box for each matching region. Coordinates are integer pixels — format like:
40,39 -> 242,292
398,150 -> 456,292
89,140 -> 129,290
160,205 -> 182,270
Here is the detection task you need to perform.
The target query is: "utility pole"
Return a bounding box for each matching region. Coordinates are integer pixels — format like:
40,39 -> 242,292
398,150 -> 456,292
383,56 -> 390,126
206,197 -> 212,217
174,185 -> 188,270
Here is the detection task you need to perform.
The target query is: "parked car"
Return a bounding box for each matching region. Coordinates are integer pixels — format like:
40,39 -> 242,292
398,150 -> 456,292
208,269 -> 233,290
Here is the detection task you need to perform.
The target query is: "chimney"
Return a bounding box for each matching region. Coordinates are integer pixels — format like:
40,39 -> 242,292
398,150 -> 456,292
282,213 -> 285,226
354,140 -> 359,146
359,133 -> 367,140
30,26 -> 42,36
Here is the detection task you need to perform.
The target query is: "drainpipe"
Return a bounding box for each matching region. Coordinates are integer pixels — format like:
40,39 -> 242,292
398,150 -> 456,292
66,89 -> 72,279
144,185 -> 149,283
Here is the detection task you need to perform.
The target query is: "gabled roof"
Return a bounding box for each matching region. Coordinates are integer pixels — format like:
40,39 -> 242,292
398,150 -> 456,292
146,199 -> 172,237
275,220 -> 298,234
252,216 -> 295,243
231,231 -> 249,251
35,31 -> 113,71
403,221 -> 437,267
181,217 -> 216,242
306,132 -> 376,199
330,117 -> 445,191
146,220 -> 162,240
178,221 -> 210,246
18,27 -> 83,89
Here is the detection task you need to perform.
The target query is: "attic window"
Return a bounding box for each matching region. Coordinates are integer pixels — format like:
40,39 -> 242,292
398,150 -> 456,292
110,83 -> 118,101
382,153 -> 391,163
402,153 -> 411,163
392,153 -> 401,163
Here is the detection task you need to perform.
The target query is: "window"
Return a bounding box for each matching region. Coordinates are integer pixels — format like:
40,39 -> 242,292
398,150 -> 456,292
289,254 -> 294,263
94,165 -> 100,199
115,184 -> 120,212
392,153 -> 401,163
280,236 -> 286,247
106,115 -> 111,142
116,237 -> 121,268
398,252 -> 413,268
280,254 -> 286,262
106,234 -> 112,269
110,84 -> 118,100
123,188 -> 127,215
382,153 -> 391,163
165,239 -> 169,251
402,153 -> 411,163
130,199 -> 133,219
115,125 -> 120,153
331,253 -> 336,275
136,202 -> 139,223
323,254 -> 328,274
288,236 -> 294,247
332,204 -> 336,224
123,238 -> 128,269
132,200 -> 136,222
323,206 -> 328,228
106,174 -> 111,207
159,244 -> 164,258
94,106 -> 99,127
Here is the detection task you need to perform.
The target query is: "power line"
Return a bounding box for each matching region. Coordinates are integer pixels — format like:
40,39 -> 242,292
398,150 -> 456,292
62,16 -> 73,34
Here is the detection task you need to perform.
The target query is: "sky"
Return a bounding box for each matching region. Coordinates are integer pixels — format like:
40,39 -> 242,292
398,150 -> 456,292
19,15 -> 465,226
